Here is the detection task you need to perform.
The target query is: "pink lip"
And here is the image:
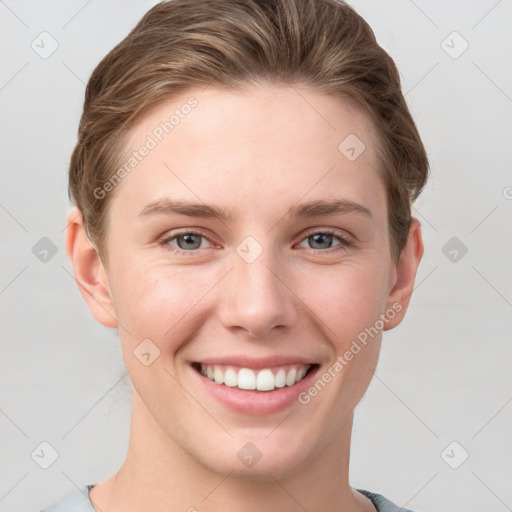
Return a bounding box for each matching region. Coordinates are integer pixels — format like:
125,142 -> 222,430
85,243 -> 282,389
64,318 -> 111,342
192,355 -> 317,369
188,362 -> 320,416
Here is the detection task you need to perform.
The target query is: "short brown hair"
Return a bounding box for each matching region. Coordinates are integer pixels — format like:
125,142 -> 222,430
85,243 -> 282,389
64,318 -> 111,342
69,0 -> 429,263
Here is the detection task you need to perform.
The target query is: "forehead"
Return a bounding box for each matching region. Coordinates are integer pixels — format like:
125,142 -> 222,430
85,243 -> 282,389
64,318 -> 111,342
129,83 -> 378,153
112,84 -> 386,224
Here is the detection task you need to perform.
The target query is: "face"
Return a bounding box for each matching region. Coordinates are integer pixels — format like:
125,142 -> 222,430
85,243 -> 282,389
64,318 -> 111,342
80,84 -> 414,479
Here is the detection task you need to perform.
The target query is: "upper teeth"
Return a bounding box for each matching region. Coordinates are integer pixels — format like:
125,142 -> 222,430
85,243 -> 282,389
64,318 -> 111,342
200,364 -> 311,391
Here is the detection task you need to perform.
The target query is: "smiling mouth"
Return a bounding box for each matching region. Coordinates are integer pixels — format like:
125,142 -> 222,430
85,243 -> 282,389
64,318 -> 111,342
191,362 -> 319,392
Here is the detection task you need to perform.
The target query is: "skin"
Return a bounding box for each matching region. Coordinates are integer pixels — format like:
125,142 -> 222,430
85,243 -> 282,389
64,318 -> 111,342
67,84 -> 423,512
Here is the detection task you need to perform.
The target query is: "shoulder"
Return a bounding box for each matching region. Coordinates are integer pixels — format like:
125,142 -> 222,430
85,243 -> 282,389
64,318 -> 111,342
356,488 -> 419,512
38,484 -> 96,512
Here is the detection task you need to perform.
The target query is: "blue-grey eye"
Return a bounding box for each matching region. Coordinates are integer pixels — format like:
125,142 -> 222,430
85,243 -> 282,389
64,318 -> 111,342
176,233 -> 203,250
308,233 -> 335,250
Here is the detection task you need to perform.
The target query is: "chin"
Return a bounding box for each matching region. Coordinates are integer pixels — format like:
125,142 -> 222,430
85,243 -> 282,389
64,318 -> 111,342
188,431 -> 315,481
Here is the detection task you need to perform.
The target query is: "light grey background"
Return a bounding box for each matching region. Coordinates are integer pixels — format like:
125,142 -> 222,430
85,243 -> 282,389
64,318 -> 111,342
1,1 -> 511,511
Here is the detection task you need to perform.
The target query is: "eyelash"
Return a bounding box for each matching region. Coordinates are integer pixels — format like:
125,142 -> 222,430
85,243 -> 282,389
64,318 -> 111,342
158,228 -> 354,256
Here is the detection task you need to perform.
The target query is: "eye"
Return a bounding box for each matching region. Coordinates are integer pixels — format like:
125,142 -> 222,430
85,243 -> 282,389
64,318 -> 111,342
297,229 -> 353,252
159,230 -> 214,255
158,228 -> 354,256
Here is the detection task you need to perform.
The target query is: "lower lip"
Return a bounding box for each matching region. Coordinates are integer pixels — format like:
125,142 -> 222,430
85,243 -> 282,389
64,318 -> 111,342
190,364 -> 320,415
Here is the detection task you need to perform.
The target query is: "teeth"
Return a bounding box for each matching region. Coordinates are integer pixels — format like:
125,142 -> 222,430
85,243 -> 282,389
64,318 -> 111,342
296,366 -> 307,382
256,369 -> 274,391
238,368 -> 256,390
213,366 -> 224,384
223,367 -> 238,387
199,363 -> 312,391
286,367 -> 297,386
275,368 -> 286,388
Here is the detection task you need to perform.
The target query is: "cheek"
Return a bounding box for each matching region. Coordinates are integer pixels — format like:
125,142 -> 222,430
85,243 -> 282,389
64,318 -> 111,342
109,250 -> 391,357
110,262 -> 213,348
308,263 -> 389,348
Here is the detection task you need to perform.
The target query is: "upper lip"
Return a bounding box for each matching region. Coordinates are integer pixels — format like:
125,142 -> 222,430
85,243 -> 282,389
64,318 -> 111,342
192,355 -> 318,369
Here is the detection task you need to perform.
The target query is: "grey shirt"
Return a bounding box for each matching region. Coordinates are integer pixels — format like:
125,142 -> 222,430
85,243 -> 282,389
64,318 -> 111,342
39,484 -> 417,512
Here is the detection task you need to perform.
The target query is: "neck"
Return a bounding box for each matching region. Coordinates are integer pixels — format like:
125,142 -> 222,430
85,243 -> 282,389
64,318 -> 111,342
89,390 -> 374,512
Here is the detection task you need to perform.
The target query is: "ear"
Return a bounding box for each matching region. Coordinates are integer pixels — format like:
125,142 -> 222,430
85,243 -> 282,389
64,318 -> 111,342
383,218 -> 424,330
65,207 -> 118,329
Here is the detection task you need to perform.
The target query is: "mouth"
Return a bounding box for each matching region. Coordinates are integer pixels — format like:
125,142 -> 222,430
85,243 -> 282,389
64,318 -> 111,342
191,362 -> 319,392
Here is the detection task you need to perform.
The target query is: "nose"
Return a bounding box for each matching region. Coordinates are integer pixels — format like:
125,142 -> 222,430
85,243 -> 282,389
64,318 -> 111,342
217,246 -> 299,339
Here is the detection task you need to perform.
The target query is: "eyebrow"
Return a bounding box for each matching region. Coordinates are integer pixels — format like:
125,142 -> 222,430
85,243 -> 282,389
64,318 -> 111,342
138,198 -> 372,221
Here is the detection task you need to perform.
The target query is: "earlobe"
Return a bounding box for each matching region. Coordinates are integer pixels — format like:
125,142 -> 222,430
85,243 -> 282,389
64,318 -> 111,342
65,207 -> 118,329
383,218 -> 424,330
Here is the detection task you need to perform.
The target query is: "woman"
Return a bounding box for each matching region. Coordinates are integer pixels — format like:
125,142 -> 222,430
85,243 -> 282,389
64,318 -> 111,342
40,0 -> 428,510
